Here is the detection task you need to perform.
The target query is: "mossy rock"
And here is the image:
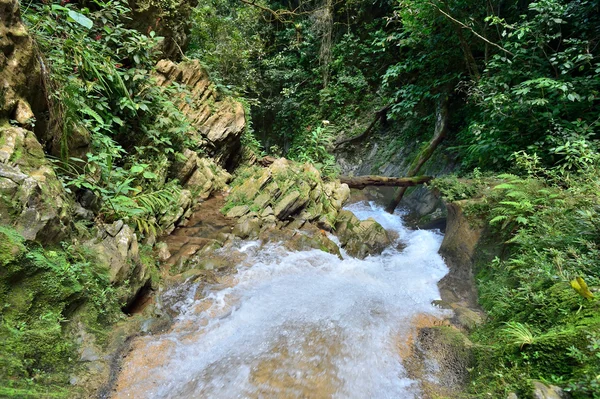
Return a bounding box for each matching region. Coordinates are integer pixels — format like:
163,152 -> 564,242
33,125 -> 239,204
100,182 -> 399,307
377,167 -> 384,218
334,210 -> 391,259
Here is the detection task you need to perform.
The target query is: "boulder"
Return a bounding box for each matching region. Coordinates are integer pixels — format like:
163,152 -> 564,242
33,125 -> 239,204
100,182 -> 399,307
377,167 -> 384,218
532,381 -> 568,399
0,126 -> 71,243
334,209 -> 391,259
155,60 -> 245,169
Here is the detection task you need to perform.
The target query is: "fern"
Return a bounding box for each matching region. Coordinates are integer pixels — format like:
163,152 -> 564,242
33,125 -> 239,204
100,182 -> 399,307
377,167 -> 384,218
503,322 -> 535,349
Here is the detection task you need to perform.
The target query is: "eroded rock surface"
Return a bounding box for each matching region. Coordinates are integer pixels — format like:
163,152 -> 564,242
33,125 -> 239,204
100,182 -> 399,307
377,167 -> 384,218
437,201 -> 489,331
155,60 -> 245,169
0,0 -> 48,140
0,126 -> 70,243
85,220 -> 150,307
224,158 -> 350,236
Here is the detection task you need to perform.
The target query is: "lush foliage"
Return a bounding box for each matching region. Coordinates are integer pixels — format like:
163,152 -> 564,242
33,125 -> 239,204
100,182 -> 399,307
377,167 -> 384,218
24,0 -> 196,236
435,161 -> 600,397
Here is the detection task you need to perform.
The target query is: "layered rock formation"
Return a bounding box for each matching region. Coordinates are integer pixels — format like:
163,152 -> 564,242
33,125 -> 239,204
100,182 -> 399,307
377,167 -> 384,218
223,158 -> 391,259
155,60 -> 246,170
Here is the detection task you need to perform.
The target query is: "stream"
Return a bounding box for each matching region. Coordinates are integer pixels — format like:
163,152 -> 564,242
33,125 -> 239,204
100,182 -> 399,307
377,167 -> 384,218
113,201 -> 450,398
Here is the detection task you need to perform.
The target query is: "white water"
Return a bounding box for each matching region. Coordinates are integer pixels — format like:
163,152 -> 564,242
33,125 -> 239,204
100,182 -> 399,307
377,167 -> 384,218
116,201 -> 450,398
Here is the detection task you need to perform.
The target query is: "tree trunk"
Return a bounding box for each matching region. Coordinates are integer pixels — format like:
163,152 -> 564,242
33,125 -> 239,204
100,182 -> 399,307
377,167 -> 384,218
385,95 -> 449,214
339,175 -> 433,189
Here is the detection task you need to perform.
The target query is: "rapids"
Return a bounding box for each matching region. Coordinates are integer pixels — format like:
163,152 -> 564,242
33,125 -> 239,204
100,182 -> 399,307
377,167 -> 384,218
113,201 -> 450,398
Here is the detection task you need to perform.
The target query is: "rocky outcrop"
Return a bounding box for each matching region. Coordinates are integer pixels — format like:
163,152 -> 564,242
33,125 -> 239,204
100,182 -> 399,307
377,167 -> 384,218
155,60 -> 245,170
223,159 -> 350,237
0,0 -> 48,141
0,126 -> 70,243
170,149 -> 231,196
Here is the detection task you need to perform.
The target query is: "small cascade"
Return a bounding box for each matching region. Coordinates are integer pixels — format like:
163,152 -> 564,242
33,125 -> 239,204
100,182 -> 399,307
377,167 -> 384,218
113,201 -> 450,398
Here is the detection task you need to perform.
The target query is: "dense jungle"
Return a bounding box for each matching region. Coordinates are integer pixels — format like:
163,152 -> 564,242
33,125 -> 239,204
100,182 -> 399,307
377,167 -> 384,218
1,0 -> 599,397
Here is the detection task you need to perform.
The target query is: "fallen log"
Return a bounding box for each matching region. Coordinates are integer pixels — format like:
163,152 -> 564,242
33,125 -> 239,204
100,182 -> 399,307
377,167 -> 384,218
339,175 -> 433,189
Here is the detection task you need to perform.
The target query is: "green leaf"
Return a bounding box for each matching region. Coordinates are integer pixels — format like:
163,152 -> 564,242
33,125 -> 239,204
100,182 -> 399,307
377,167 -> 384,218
68,10 -> 93,29
143,171 -> 158,179
130,165 -> 144,174
80,107 -> 104,125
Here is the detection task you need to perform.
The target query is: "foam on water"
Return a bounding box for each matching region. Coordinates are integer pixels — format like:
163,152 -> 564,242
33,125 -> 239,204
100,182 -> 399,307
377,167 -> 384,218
116,201 -> 449,398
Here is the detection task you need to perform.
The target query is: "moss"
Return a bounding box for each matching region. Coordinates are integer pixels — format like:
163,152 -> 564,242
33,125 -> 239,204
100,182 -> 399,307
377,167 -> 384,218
0,226 -> 25,267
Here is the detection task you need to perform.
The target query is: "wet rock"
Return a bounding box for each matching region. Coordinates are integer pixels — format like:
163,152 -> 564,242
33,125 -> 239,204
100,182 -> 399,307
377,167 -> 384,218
438,201 -> 485,309
532,381 -> 568,399
411,326 -> 473,397
334,210 -> 391,259
155,60 -> 245,169
233,216 -> 261,239
0,126 -> 71,243
451,305 -> 484,332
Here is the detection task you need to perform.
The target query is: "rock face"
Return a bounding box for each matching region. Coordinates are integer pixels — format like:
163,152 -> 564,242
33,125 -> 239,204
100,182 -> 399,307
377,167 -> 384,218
155,60 -> 245,170
438,201 -> 484,310
170,149 -> 231,196
0,0 -> 48,141
436,200 -> 504,331
0,126 -> 70,243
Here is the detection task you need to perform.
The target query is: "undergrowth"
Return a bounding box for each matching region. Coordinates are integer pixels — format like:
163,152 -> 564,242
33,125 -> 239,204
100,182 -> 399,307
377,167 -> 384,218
0,227 -> 123,397
436,160 -> 600,398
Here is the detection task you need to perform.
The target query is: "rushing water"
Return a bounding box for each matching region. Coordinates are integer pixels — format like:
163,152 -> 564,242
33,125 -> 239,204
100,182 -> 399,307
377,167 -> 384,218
114,201 -> 450,398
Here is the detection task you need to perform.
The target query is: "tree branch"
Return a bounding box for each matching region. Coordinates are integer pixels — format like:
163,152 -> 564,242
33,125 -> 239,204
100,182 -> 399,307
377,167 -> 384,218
429,2 -> 515,57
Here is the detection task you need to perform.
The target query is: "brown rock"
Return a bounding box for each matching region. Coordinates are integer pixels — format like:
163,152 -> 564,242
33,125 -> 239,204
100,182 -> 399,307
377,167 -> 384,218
155,60 -> 245,169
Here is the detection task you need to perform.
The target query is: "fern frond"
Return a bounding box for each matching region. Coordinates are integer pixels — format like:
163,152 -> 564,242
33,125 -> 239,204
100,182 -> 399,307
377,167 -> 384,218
502,322 -> 535,349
